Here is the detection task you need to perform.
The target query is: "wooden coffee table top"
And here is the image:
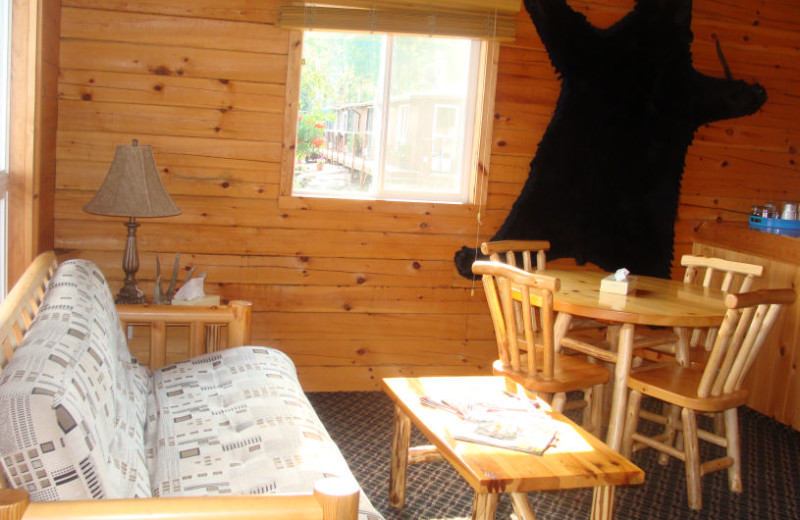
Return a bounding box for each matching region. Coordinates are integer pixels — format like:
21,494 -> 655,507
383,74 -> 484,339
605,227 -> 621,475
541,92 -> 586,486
382,376 -> 644,494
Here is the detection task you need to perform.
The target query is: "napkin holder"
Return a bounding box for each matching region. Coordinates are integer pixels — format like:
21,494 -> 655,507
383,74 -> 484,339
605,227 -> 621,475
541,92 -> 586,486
600,274 -> 638,295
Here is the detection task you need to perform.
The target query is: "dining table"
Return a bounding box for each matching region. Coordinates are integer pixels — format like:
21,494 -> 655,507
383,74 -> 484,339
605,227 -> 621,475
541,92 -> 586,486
523,268 -> 729,452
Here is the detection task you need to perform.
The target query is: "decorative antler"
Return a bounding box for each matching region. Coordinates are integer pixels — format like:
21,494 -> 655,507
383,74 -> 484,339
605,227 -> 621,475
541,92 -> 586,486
153,253 -> 196,304
164,253 -> 181,301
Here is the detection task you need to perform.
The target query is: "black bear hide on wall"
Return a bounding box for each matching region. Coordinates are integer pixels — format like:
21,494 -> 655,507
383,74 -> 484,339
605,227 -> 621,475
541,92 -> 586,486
454,0 -> 767,279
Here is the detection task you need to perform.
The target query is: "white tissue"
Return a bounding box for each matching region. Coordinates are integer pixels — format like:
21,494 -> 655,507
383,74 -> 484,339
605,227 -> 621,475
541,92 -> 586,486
173,275 -> 206,301
614,268 -> 630,281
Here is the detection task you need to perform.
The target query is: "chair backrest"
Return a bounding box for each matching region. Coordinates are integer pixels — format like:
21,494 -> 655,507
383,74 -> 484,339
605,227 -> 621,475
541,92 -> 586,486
472,260 -> 560,380
681,255 -> 764,293
480,240 -> 550,272
699,288 -> 795,398
681,255 -> 765,349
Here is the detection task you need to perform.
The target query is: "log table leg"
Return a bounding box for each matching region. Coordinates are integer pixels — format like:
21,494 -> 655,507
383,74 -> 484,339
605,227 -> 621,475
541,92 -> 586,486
510,492 -> 537,520
472,492 -> 499,520
389,404 -> 411,508
605,323 -> 635,451
591,486 -> 616,520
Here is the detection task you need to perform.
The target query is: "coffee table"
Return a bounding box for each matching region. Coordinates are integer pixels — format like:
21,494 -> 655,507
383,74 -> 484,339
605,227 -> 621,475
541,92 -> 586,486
382,376 -> 644,520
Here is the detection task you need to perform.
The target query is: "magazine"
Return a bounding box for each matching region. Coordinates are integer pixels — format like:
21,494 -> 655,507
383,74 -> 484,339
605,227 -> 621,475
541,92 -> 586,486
451,415 -> 558,456
420,390 -> 543,420
419,391 -> 559,455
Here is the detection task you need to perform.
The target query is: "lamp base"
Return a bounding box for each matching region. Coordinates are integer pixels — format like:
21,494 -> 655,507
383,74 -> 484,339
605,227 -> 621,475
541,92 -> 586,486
116,217 -> 147,305
115,283 -> 147,305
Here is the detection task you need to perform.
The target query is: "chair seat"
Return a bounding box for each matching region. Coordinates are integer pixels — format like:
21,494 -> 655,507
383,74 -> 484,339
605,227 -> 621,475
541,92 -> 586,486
493,354 -> 609,395
628,364 -> 748,412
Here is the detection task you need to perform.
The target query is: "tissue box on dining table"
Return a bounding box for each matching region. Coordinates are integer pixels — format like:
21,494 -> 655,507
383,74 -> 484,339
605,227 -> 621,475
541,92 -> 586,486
600,274 -> 638,295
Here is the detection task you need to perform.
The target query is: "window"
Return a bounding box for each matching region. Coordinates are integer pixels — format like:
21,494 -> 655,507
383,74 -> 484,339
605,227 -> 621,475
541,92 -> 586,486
0,0 -> 10,298
278,0 -> 518,204
291,32 -> 482,203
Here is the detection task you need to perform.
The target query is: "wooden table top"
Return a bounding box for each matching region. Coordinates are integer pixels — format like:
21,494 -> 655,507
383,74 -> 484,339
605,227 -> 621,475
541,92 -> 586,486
382,376 -> 644,494
539,269 -> 728,327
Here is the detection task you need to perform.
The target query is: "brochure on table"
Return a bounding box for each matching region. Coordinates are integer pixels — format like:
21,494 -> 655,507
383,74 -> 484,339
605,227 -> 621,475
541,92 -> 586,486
419,391 -> 559,456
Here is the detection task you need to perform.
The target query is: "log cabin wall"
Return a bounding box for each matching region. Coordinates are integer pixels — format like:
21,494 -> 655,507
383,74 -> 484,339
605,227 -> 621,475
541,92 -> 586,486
7,0 -> 60,283
52,0 -> 800,392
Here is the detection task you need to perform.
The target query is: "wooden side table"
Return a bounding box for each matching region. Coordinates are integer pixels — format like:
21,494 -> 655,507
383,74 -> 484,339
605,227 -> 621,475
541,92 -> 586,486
172,295 -> 223,352
382,376 -> 644,520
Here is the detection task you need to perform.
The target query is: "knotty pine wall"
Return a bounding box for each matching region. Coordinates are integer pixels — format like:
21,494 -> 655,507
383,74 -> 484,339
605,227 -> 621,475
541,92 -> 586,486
49,0 -> 800,390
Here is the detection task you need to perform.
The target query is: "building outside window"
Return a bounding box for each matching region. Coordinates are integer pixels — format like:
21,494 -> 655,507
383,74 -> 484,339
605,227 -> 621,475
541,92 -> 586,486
431,104 -> 459,174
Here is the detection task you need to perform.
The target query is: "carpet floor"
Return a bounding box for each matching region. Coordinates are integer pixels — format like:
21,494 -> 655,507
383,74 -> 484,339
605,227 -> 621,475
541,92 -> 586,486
307,391 -> 800,520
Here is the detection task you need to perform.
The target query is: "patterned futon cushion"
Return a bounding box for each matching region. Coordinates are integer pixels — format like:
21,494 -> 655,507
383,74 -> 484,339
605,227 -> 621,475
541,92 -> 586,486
0,260 -> 152,500
146,346 -> 382,519
0,259 -> 383,519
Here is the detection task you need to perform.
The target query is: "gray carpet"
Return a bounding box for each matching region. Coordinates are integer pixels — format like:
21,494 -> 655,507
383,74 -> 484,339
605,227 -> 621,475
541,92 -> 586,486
307,391 -> 800,520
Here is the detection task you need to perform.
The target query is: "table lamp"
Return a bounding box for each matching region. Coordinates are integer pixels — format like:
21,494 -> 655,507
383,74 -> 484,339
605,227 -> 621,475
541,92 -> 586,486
83,139 -> 181,304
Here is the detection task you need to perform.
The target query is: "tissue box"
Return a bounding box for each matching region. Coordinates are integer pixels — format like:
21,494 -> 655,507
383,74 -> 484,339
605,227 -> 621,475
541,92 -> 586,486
172,295 -> 221,306
600,274 -> 637,295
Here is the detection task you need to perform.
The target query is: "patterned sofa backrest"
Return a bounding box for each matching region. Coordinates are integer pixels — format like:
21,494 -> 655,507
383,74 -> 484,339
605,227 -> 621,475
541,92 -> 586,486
0,260 -> 152,500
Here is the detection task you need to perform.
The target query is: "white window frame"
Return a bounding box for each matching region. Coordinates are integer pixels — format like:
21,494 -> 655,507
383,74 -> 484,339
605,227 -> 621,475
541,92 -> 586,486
0,0 -> 11,299
281,30 -> 497,206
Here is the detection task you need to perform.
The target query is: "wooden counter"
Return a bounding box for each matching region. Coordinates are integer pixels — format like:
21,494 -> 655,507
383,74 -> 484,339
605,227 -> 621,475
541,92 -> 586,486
691,220 -> 800,430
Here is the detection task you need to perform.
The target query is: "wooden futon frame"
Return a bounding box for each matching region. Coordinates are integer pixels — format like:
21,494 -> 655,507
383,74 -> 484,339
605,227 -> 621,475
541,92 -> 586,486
0,252 -> 358,520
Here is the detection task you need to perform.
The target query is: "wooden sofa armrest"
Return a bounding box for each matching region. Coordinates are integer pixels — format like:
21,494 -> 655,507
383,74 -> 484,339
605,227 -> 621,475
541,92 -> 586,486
117,300 -> 252,369
0,477 -> 359,520
0,252 -> 58,364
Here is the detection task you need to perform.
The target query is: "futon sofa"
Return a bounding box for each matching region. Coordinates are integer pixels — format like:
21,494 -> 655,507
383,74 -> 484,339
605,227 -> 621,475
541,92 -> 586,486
0,253 -> 382,520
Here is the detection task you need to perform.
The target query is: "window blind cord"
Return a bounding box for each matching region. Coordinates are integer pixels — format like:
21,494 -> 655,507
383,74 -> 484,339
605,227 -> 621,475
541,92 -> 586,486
470,8 -> 497,297
303,1 -> 312,29
369,0 -> 376,34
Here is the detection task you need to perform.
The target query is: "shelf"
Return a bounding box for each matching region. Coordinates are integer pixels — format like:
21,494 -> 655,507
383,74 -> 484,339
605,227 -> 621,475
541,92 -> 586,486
691,220 -> 800,265
748,215 -> 800,237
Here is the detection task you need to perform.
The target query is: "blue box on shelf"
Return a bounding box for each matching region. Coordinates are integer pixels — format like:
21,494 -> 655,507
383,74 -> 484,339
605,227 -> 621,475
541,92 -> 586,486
749,215 -> 800,237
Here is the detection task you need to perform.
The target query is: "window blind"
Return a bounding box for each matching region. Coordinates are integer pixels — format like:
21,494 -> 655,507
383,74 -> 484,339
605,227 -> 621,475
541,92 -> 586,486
279,0 -> 520,41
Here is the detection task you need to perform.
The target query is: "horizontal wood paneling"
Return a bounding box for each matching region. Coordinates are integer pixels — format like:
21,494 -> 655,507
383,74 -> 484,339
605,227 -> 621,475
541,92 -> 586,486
58,99 -> 283,141
59,70 -> 286,113
62,0 -> 281,23
51,0 -> 800,397
57,161 -> 277,200
59,40 -> 287,82
58,249 -> 473,288
60,7 -> 286,53
59,129 -> 279,162
56,220 -> 479,260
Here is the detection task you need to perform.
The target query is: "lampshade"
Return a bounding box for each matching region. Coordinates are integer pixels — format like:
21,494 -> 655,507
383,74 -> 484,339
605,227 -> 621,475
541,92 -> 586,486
83,139 -> 181,217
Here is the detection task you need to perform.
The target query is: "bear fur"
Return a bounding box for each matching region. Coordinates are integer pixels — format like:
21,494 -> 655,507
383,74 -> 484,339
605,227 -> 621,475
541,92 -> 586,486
455,0 -> 766,279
